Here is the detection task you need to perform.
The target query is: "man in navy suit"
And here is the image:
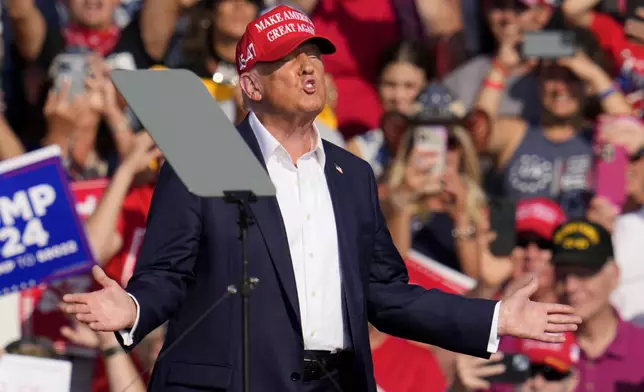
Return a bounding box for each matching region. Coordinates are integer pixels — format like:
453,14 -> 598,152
62,5 -> 581,392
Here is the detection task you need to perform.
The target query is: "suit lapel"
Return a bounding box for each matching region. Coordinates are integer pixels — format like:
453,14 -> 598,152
237,118 -> 301,329
322,142 -> 361,347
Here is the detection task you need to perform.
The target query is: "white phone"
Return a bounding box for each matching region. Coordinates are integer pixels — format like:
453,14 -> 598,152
412,125 -> 447,194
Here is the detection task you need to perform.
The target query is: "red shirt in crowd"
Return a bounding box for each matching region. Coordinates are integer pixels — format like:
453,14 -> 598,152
590,12 -> 644,115
371,336 -> 446,392
18,179 -> 154,392
310,0 -> 399,138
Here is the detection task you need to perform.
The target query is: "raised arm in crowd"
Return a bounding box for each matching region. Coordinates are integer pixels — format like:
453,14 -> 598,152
0,115 -> 25,161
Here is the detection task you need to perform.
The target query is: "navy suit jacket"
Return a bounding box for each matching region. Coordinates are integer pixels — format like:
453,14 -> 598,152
120,116 -> 498,392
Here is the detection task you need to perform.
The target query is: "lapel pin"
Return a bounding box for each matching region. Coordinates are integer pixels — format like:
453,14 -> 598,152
335,164 -> 343,174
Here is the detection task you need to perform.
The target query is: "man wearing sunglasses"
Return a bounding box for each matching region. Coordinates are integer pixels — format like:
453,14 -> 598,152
511,198 -> 567,302
512,333 -> 579,392
552,220 -> 644,391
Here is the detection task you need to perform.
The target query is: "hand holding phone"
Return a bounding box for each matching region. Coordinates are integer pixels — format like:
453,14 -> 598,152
403,148 -> 440,197
412,125 -> 447,194
484,353 -> 531,385
454,352 -> 509,390
50,53 -> 91,102
521,30 -> 575,59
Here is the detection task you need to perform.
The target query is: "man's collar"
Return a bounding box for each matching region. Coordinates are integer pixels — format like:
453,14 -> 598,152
248,111 -> 326,166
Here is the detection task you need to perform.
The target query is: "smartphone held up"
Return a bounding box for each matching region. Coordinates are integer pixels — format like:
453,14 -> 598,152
412,125 -> 447,195
521,30 -> 576,59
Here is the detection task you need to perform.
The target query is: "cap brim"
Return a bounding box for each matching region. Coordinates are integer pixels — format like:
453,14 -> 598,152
551,251 -> 585,265
260,35 -> 336,63
543,357 -> 572,373
552,251 -> 606,267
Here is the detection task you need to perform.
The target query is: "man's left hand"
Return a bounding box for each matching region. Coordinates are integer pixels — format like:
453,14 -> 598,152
498,275 -> 581,343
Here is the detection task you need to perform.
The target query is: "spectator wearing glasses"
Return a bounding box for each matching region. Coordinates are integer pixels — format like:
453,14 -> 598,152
450,332 -> 580,392
510,198 -> 567,304
552,220 -> 644,391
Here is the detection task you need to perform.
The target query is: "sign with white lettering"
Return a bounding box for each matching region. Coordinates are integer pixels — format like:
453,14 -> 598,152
0,354 -> 72,392
0,146 -> 94,296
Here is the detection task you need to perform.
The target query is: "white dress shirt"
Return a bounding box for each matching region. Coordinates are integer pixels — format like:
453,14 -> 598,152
121,112 -> 501,353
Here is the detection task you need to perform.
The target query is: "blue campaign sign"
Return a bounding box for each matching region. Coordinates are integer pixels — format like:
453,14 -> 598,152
0,146 -> 95,296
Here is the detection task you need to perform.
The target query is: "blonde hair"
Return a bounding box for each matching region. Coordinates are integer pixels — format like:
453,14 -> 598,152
386,124 -> 486,223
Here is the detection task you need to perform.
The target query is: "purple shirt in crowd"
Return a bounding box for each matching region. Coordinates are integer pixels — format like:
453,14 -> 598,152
576,316 -> 644,392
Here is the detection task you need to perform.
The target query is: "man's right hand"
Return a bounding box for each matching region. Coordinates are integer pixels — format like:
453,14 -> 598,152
62,265 -> 137,332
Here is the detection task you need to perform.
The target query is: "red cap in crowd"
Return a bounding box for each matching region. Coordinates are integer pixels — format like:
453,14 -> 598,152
517,333 -> 580,373
515,198 -> 566,240
235,5 -> 336,74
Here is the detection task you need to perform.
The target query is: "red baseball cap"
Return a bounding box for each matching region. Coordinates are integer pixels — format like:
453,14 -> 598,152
517,333 -> 580,373
515,198 -> 566,240
235,5 -> 336,74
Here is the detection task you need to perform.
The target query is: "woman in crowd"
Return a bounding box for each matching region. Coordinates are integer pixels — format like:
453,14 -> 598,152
381,118 -> 486,278
467,27 -> 631,217
346,40 -> 434,180
167,0 -> 260,113
32,54 -> 139,182
443,0 -> 555,123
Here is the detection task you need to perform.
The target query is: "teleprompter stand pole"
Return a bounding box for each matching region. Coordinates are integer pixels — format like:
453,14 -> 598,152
224,190 -> 259,392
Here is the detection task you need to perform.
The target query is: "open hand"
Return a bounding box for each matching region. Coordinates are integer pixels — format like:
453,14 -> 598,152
498,275 -> 581,342
61,266 -> 137,332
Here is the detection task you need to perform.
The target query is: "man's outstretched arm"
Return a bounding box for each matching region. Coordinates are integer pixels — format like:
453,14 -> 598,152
62,162 -> 202,349
117,162 -> 202,348
365,168 -> 581,357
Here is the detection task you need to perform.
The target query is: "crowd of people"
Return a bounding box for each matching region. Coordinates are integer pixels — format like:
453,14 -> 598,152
1,0 -> 644,391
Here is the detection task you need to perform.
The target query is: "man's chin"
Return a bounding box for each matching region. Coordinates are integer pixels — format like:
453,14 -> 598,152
299,102 -> 325,117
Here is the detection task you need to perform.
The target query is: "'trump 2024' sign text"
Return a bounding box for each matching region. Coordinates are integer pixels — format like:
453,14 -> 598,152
0,146 -> 94,295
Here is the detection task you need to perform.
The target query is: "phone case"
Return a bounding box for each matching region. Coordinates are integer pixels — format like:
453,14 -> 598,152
488,198 -> 517,257
53,54 -> 90,100
521,30 -> 575,59
594,119 -> 629,211
485,354 -> 531,385
412,125 -> 446,194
